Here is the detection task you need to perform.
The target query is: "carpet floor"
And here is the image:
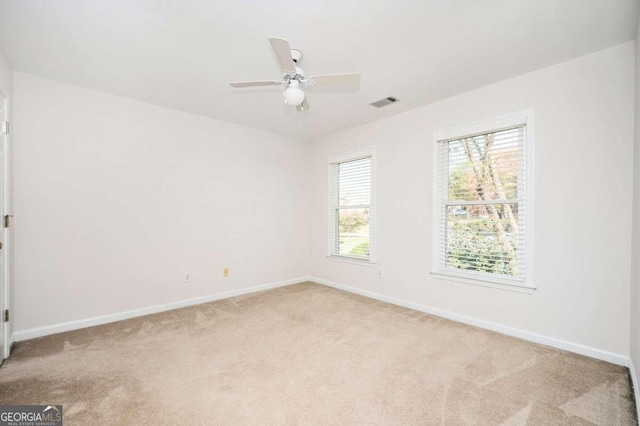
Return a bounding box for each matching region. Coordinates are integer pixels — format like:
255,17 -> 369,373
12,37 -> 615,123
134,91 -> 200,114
0,282 -> 636,425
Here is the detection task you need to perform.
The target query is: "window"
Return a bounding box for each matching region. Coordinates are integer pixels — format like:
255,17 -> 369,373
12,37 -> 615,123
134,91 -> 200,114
328,147 -> 375,262
433,111 -> 533,289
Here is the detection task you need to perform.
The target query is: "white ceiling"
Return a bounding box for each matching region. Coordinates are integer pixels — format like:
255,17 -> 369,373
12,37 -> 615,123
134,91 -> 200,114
0,0 -> 637,141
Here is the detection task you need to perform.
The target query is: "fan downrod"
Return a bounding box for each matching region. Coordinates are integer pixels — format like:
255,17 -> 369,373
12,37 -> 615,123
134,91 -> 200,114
290,49 -> 303,63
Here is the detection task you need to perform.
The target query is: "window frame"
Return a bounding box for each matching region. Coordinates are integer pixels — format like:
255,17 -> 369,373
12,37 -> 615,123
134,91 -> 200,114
327,146 -> 376,264
431,109 -> 535,292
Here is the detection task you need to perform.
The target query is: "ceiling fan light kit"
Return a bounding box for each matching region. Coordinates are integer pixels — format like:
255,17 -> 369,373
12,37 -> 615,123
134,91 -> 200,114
229,37 -> 360,112
284,80 -> 306,106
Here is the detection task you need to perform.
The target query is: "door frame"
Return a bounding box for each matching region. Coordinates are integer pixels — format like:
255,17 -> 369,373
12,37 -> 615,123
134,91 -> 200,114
0,91 -> 10,361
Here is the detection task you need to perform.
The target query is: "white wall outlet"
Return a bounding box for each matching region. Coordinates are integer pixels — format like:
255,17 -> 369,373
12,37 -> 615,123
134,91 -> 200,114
377,269 -> 383,278
184,273 -> 191,283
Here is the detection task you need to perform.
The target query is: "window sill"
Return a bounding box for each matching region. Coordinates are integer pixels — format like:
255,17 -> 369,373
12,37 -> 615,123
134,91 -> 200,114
327,255 -> 377,267
430,271 -> 536,294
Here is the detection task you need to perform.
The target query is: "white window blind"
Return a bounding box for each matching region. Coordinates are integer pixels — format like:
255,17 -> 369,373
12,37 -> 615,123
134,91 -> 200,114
435,123 -> 529,286
329,152 -> 373,261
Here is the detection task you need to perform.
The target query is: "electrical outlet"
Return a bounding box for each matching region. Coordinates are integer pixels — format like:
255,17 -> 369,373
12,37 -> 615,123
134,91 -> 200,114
377,269 -> 383,278
184,273 -> 191,283
223,267 -> 229,277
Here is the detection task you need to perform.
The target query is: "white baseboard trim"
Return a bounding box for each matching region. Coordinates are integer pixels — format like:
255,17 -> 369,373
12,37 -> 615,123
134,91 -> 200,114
14,276 -> 311,341
13,276 -> 631,368
311,277 -> 629,366
629,358 -> 640,421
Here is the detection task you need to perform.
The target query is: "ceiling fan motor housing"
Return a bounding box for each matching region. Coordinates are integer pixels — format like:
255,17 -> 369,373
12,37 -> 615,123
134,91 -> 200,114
291,49 -> 305,81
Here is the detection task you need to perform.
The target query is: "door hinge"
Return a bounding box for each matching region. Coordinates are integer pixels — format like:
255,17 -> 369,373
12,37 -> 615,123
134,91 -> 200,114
3,309 -> 8,322
1,121 -> 8,135
4,215 -> 11,228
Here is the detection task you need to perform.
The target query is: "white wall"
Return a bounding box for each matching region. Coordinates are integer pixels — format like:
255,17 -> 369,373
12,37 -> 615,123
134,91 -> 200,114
0,53 -> 11,98
13,72 -> 310,332
629,11 -> 640,404
310,42 -> 635,360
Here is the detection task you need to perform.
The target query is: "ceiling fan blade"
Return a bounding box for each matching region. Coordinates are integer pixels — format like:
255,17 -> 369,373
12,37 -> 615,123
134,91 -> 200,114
297,98 -> 310,112
229,80 -> 283,88
308,73 -> 360,86
268,37 -> 297,75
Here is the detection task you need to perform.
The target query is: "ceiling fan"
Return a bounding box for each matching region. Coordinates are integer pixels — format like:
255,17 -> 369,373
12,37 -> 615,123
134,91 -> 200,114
229,37 -> 360,112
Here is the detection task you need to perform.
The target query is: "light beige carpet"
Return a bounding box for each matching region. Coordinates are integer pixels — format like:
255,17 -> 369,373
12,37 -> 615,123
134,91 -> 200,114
0,282 -> 636,425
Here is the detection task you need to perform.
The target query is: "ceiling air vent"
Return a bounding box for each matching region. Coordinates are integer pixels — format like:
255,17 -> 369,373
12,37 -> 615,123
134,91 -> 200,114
370,96 -> 398,108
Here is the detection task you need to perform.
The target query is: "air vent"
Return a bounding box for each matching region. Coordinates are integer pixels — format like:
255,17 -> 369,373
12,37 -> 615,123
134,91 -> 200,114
370,96 -> 398,108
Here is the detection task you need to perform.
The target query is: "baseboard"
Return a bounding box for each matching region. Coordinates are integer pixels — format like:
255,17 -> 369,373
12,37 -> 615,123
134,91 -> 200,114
14,276 -> 311,341
13,275 -> 630,367
311,276 -> 629,366
629,358 -> 640,421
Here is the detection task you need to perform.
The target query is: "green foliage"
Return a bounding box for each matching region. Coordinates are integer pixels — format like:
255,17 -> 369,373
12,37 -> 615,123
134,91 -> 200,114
446,221 -> 515,275
339,212 -> 368,234
349,241 -> 370,257
448,167 -> 475,200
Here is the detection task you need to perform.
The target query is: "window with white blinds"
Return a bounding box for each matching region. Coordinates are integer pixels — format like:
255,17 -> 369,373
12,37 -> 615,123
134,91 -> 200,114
328,148 -> 375,262
433,111 -> 533,289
